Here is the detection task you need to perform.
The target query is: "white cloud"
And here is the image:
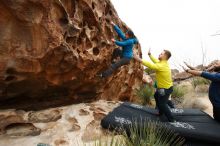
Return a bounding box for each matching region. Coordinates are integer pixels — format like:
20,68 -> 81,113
111,0 -> 220,68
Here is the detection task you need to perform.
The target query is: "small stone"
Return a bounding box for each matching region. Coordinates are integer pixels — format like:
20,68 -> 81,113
93,112 -> 106,121
28,109 -> 62,123
95,107 -> 106,113
67,117 -> 78,124
54,139 -> 69,146
5,123 -> 41,136
86,120 -> 99,128
79,109 -> 90,116
69,124 -> 81,132
89,106 -> 96,111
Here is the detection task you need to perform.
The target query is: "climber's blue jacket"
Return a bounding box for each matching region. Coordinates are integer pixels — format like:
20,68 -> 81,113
113,25 -> 138,58
201,72 -> 220,108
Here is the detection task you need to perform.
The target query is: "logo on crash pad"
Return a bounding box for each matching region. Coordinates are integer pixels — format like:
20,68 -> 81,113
114,116 -> 132,125
170,122 -> 195,130
170,109 -> 184,114
130,104 -> 143,109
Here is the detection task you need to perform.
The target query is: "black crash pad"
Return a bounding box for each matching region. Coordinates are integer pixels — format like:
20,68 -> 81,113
101,102 -> 220,146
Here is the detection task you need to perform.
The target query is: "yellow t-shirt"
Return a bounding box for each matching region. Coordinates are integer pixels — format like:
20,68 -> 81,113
142,55 -> 173,89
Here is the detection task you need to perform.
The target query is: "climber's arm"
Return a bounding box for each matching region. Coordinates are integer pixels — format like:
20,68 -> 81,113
112,39 -> 133,47
112,23 -> 126,40
149,54 -> 160,63
134,54 -> 160,71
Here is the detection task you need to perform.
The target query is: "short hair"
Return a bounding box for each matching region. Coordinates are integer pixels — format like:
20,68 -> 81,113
164,50 -> 171,60
126,30 -> 135,38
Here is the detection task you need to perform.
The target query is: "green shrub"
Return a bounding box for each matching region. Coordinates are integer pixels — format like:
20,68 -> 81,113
192,77 -> 211,88
171,86 -> 186,98
144,68 -> 155,75
135,84 -> 154,105
86,121 -> 185,146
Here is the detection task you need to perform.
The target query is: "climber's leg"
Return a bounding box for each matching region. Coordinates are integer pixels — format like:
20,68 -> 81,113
101,58 -> 131,78
112,48 -> 122,63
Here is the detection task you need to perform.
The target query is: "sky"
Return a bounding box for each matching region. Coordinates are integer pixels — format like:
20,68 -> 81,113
111,0 -> 220,69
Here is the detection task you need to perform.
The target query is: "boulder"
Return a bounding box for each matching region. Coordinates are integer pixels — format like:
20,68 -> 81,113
0,0 -> 142,110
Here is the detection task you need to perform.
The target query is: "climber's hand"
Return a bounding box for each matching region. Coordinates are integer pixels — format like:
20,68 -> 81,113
111,21 -> 115,25
184,62 -> 190,69
133,54 -> 142,63
148,48 -> 151,56
184,62 -> 197,70
111,39 -> 116,43
207,64 -> 217,72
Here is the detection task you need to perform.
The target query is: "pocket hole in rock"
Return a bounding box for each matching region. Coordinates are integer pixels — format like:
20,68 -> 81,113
92,47 -> 99,56
5,76 -> 17,82
59,17 -> 69,25
92,2 -> 95,9
6,68 -> 16,74
109,10 -> 113,16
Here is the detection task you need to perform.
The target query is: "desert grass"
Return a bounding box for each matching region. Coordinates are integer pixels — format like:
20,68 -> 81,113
86,121 -> 185,146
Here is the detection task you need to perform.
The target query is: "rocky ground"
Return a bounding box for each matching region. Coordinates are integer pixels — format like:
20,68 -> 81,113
0,79 -> 214,146
173,78 -> 213,116
0,100 -> 120,146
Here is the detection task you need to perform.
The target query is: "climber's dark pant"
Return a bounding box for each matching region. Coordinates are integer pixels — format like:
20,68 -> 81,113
112,48 -> 123,61
213,107 -> 220,122
155,99 -> 175,109
154,87 -> 174,122
102,49 -> 131,78
167,100 -> 175,108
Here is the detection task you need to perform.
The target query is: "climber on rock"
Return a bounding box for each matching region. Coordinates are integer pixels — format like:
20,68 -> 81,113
98,21 -> 138,78
134,49 -> 175,122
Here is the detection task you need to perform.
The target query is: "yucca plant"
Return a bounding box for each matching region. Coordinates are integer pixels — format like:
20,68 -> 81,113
135,84 -> 154,105
86,121 -> 185,146
84,134 -> 127,146
124,121 -> 185,146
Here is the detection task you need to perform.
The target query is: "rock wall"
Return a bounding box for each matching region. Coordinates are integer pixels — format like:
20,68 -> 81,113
0,0 -> 143,110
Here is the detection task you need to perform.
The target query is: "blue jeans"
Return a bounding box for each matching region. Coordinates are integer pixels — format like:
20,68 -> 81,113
102,49 -> 131,78
154,87 -> 174,122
